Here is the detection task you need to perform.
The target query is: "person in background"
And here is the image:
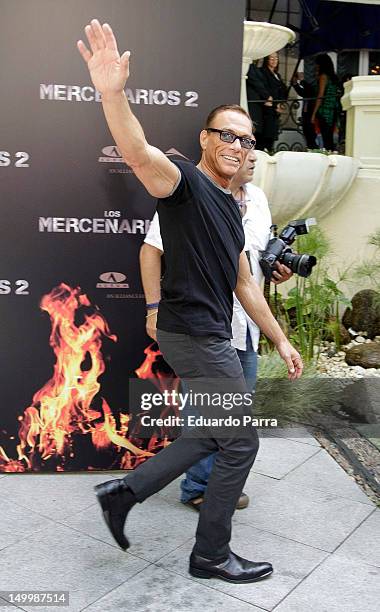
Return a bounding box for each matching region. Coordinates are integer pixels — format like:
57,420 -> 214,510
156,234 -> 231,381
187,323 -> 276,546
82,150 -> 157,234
140,151 -> 292,512
311,54 -> 340,151
246,61 -> 272,151
260,53 -> 288,152
291,71 -> 317,150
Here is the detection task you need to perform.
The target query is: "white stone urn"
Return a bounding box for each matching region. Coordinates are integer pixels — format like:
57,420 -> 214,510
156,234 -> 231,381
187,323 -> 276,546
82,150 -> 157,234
241,21 -> 296,111
253,150 -> 360,226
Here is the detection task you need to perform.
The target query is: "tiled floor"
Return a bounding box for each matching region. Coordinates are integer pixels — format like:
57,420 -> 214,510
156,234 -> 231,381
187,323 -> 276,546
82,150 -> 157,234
0,430 -> 378,611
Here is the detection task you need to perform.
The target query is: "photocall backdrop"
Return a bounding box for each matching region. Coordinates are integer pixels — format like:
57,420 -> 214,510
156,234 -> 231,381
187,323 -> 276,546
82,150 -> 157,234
0,0 -> 245,472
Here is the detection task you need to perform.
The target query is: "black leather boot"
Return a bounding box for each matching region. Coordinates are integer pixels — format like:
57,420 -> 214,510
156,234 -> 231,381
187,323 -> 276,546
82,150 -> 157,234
189,550 -> 273,583
94,479 -> 136,551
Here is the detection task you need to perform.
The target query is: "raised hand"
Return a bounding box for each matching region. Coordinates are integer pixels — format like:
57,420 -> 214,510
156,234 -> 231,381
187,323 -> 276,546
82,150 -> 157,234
77,19 -> 130,96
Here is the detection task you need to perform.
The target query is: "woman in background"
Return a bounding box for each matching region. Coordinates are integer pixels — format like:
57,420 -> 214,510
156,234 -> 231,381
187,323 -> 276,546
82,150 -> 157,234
260,53 -> 288,152
311,54 -> 340,151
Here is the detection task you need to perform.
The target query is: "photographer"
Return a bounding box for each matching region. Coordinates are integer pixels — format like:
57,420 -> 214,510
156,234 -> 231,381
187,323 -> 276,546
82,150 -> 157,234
291,72 -> 317,150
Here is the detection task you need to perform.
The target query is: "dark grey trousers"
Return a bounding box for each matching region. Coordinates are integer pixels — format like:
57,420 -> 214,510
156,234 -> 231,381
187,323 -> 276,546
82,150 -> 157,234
123,329 -> 259,560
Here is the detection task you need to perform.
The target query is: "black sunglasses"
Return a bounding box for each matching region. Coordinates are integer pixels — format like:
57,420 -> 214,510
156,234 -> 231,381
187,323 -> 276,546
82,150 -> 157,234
206,128 -> 256,150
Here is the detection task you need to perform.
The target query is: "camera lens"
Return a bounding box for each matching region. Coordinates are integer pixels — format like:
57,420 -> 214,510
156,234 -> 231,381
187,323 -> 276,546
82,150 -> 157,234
282,252 -> 317,277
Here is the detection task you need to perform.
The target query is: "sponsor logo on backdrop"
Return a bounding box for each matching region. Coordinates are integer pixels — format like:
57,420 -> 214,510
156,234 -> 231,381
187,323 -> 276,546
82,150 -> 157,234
96,272 -> 129,289
0,151 -> 30,167
38,211 -> 151,234
40,84 -> 198,107
95,272 -> 145,300
99,146 -> 189,174
98,146 -> 124,163
0,280 -> 30,295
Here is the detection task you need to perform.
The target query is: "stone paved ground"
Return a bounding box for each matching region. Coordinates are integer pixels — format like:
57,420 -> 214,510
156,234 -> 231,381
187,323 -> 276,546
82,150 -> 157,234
1,427 -> 379,612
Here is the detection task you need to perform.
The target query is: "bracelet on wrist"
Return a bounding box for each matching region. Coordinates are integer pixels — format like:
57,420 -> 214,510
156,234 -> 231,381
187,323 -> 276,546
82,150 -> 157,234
146,301 -> 160,310
146,310 -> 158,319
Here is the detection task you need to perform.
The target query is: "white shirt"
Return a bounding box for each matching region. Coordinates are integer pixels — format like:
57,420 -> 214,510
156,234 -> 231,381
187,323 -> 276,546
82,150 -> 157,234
231,183 -> 272,351
144,182 -> 272,351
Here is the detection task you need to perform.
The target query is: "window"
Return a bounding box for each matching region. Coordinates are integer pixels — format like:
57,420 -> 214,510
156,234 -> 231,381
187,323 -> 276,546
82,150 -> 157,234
369,51 -> 380,75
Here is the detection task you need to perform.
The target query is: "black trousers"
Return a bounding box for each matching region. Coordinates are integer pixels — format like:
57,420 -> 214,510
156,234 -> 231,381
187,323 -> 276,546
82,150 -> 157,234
302,114 -> 317,149
123,330 -> 259,560
318,116 -> 334,151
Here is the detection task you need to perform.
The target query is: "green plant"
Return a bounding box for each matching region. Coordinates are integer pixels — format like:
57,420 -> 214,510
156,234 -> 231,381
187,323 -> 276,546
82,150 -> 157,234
354,228 -> 380,292
254,351 -> 334,425
277,227 -> 350,363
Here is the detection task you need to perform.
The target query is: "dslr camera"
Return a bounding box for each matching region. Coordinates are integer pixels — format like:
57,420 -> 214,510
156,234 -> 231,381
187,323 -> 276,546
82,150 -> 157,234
259,218 -> 317,281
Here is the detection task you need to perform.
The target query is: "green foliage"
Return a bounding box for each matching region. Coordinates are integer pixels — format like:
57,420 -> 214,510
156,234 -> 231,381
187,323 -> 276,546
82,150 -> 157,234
254,351 -> 333,425
296,226 -> 330,259
369,229 -> 380,250
277,227 -> 350,363
354,228 -> 380,292
257,351 -> 318,380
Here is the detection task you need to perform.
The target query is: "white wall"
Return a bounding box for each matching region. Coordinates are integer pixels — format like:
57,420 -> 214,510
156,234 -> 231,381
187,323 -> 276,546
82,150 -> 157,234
319,168 -> 380,297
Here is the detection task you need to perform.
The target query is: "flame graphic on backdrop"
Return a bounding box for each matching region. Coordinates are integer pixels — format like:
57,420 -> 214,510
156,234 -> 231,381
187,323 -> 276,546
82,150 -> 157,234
0,283 -> 178,472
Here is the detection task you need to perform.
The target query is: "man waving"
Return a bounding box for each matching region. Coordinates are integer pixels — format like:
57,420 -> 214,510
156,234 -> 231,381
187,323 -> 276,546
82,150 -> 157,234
78,20 -> 302,584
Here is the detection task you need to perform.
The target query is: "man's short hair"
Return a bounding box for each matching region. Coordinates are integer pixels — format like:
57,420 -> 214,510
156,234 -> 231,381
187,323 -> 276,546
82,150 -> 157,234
205,105 -> 253,130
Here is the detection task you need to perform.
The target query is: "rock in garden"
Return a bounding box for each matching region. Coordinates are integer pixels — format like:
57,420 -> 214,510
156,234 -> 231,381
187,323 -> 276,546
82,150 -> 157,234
339,325 -> 351,345
324,319 -> 351,345
342,289 -> 380,339
345,342 -> 380,368
341,377 -> 380,424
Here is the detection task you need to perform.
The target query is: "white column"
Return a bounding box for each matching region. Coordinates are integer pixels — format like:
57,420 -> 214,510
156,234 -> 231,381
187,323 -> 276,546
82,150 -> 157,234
341,76 -> 380,168
240,55 -> 252,112
359,49 -> 369,75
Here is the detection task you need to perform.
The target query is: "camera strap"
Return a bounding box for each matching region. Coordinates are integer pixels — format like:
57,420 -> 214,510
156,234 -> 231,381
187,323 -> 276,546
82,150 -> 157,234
245,250 -> 253,276
263,224 -> 280,320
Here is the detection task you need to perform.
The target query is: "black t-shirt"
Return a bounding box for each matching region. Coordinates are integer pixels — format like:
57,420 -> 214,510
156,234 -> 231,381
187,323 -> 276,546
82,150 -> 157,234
156,160 -> 245,338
